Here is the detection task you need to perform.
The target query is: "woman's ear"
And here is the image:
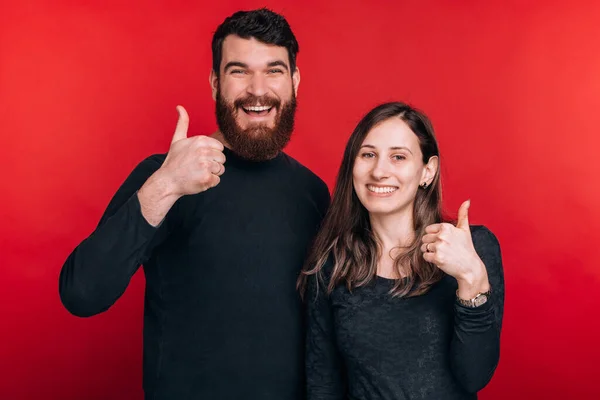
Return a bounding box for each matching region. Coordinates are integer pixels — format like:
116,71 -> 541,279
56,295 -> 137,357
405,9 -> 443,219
421,155 -> 439,187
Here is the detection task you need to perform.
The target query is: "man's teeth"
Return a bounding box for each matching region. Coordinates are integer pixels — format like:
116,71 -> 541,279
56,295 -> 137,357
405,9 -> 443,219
244,106 -> 272,111
367,185 -> 398,194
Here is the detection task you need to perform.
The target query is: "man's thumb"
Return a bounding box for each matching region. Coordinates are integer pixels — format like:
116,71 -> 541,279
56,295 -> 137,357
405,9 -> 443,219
171,105 -> 189,143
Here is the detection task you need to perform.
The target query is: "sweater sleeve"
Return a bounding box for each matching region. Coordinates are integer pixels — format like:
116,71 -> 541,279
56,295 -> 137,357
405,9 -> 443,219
305,268 -> 347,400
450,225 -> 505,393
59,154 -> 171,317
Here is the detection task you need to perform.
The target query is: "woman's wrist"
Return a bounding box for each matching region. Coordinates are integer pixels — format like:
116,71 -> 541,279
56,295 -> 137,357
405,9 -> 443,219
456,260 -> 490,299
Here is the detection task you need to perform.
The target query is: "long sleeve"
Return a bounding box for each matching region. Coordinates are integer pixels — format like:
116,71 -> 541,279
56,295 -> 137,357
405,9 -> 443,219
450,226 -> 505,393
305,271 -> 347,400
59,154 -> 170,317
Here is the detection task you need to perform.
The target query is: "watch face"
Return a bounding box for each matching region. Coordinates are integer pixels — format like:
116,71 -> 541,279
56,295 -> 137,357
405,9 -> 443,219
456,289 -> 491,308
473,295 -> 488,307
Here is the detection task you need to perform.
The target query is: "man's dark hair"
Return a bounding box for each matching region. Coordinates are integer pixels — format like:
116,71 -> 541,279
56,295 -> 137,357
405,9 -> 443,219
211,8 -> 299,76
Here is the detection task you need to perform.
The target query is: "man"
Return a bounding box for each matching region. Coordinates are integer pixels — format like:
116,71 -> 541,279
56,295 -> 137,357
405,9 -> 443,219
59,9 -> 330,400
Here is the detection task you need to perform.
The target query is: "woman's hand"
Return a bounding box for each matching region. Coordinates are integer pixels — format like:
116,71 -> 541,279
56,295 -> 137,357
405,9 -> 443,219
421,200 -> 490,299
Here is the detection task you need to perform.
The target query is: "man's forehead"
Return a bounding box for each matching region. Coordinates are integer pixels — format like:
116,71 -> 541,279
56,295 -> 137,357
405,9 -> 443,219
221,35 -> 289,66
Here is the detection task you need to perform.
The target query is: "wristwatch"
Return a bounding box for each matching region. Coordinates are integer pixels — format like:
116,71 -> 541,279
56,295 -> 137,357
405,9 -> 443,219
456,287 -> 492,308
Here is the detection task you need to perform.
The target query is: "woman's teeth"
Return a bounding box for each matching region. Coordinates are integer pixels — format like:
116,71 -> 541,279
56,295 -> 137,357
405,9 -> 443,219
367,185 -> 398,194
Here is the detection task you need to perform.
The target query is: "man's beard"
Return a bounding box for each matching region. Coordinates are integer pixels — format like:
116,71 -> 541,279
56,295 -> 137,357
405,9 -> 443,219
215,87 -> 296,162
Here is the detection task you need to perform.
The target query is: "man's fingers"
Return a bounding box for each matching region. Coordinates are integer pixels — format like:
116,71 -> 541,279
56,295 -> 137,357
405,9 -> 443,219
209,161 -> 225,176
209,174 -> 221,188
212,150 -> 226,164
195,135 -> 225,151
198,148 -> 226,164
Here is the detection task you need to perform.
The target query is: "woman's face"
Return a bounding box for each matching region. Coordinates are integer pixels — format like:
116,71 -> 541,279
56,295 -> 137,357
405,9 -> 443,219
352,118 -> 437,217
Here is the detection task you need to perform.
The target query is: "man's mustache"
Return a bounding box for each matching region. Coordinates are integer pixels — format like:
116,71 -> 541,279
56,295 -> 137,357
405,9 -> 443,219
234,95 -> 280,109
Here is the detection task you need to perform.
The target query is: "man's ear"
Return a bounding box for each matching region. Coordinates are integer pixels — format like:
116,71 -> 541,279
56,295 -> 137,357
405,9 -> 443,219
210,70 -> 218,101
292,67 -> 300,96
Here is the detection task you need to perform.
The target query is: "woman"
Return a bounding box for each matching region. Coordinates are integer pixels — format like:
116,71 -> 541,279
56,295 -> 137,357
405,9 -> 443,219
299,102 -> 504,399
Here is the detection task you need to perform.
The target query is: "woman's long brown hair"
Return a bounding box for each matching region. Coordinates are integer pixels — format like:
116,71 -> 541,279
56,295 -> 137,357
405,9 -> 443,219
298,102 -> 446,298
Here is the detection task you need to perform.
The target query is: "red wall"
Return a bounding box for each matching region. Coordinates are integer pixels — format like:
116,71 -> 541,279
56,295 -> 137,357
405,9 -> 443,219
2,1 -> 599,398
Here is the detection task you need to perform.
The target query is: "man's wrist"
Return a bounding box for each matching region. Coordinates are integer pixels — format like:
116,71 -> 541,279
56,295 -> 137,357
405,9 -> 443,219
138,171 -> 181,226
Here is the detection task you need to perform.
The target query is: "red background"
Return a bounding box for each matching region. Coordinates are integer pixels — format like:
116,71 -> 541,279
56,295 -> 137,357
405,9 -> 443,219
2,0 -> 599,399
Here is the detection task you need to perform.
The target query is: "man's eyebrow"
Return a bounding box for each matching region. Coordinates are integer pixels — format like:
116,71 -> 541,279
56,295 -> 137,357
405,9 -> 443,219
223,61 -> 248,71
267,60 -> 289,71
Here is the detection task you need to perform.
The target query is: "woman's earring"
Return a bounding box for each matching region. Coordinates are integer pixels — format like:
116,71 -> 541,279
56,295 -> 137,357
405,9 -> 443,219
420,182 -> 428,189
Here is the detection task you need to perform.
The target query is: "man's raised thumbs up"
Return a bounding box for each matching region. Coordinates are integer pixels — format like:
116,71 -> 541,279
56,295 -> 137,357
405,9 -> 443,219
160,105 -> 226,197
137,106 -> 226,226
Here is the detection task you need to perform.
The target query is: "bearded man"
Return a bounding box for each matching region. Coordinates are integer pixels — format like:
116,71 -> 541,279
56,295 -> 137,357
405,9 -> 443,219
59,9 -> 330,400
